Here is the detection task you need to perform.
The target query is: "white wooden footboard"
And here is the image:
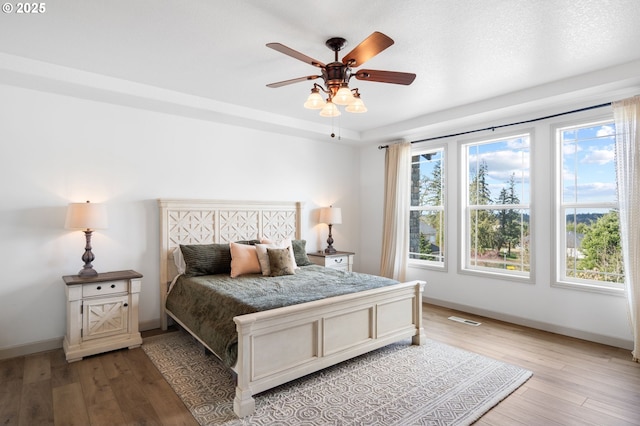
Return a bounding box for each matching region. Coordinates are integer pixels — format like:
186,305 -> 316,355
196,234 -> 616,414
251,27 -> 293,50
232,280 -> 426,417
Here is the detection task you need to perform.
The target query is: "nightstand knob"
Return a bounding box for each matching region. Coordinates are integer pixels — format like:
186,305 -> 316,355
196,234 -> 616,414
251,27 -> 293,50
124,303 -> 129,307
96,286 -> 102,290
111,284 -> 116,288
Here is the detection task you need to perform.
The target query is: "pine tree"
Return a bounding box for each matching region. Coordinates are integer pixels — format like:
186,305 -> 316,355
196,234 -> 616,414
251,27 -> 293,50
495,174 -> 521,256
469,160 -> 495,254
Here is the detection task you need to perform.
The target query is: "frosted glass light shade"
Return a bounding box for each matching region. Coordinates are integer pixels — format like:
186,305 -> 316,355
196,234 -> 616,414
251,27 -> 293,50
303,90 -> 325,109
65,201 -> 108,230
345,96 -> 367,113
319,100 -> 341,117
319,206 -> 342,225
333,86 -> 355,106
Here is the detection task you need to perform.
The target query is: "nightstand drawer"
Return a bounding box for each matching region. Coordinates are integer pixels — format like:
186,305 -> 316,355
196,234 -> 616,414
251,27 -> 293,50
307,251 -> 355,272
328,255 -> 349,268
82,280 -> 127,297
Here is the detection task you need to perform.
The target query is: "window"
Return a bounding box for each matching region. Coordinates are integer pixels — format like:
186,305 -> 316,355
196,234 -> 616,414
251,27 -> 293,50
409,147 -> 445,267
556,119 -> 624,292
462,133 -> 531,277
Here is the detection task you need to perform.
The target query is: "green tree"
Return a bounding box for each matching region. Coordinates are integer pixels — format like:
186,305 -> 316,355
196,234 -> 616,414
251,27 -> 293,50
469,160 -> 491,205
578,211 -> 624,282
495,174 -> 521,256
423,161 -> 444,255
469,160 -> 495,253
566,221 -> 589,234
424,161 -> 442,206
419,232 -> 433,260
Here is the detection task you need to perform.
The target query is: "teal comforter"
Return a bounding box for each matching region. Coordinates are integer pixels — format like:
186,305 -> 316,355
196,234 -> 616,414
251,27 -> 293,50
165,265 -> 398,367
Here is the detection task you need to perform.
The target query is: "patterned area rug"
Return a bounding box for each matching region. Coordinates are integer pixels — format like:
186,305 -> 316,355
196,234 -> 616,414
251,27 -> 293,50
142,331 -> 531,425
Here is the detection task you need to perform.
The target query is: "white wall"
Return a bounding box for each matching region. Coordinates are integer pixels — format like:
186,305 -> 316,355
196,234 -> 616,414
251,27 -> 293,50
359,98 -> 635,349
0,84 -> 361,355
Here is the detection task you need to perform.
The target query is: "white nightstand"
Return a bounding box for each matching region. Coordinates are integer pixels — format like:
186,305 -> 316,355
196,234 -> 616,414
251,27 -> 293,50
62,270 -> 143,362
307,251 -> 355,272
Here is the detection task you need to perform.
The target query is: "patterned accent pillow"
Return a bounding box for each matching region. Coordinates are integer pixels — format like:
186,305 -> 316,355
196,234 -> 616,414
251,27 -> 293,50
255,243 -> 282,276
261,237 -> 299,269
267,247 -> 295,277
291,239 -> 313,266
179,244 -> 231,277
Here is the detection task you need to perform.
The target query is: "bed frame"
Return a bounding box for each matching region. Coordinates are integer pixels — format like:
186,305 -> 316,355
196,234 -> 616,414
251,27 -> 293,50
158,199 -> 426,417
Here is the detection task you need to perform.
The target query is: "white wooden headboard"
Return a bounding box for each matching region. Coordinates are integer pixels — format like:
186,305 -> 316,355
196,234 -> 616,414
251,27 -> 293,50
158,199 -> 303,329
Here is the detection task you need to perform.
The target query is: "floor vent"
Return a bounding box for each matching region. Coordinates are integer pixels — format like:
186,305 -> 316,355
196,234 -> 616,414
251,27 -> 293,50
448,316 -> 482,326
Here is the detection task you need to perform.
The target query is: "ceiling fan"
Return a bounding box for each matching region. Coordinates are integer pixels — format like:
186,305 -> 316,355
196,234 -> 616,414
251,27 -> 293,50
266,31 -> 416,117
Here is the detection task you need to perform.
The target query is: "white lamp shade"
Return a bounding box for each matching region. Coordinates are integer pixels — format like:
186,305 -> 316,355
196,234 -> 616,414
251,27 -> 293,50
65,201 -> 108,230
319,206 -> 342,225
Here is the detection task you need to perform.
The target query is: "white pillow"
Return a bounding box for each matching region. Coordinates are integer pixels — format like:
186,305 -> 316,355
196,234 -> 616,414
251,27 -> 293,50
260,237 -> 298,270
172,247 -> 186,275
255,243 -> 280,276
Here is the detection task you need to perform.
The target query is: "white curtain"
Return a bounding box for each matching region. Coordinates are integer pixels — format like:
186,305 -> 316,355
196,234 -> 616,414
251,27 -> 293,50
613,95 -> 640,362
380,141 -> 411,281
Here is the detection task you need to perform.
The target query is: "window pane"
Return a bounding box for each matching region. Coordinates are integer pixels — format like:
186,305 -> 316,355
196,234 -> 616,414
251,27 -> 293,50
561,124 -> 616,204
468,135 -> 530,205
411,151 -> 443,207
564,207 -> 624,285
468,208 -> 530,272
409,209 -> 444,263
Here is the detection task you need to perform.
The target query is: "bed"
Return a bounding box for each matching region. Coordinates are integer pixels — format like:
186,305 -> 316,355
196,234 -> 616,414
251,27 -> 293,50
158,199 -> 426,417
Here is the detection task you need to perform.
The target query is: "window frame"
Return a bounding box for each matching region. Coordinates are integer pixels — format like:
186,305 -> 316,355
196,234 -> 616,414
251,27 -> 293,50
408,143 -> 448,271
552,115 -> 624,296
459,129 -> 534,283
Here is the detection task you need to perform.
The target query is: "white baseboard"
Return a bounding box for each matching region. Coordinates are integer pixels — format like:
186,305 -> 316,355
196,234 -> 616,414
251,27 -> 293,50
424,296 -> 634,350
0,337 -> 63,361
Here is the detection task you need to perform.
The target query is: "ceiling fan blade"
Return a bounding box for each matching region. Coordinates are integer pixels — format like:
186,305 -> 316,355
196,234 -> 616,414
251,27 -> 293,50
266,75 -> 321,88
342,32 -> 394,67
266,43 -> 326,68
354,69 -> 416,85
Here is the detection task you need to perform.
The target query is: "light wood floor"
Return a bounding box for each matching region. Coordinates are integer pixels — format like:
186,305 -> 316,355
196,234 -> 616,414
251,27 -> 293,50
1,304 -> 639,425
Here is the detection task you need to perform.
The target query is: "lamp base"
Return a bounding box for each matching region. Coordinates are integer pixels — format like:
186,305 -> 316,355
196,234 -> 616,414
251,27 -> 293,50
325,224 -> 337,254
78,229 -> 98,277
78,267 -> 98,277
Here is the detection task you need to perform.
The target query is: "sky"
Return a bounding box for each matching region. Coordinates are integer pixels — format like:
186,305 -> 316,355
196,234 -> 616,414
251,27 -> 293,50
465,122 -> 617,208
412,121 -> 617,213
561,122 -> 617,205
467,133 -> 530,205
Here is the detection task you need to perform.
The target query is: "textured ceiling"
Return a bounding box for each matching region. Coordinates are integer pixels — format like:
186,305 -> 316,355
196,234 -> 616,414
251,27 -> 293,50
2,0 -> 640,144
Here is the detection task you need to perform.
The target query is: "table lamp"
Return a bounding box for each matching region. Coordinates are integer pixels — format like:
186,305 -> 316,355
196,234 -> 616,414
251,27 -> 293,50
319,206 -> 342,254
65,200 -> 108,277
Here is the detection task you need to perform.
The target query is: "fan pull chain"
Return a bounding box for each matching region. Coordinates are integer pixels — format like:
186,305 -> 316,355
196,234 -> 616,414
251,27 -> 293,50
329,112 -> 342,140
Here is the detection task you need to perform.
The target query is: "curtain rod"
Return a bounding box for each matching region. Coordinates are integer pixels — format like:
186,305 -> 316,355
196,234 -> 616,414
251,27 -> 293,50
377,102 -> 612,149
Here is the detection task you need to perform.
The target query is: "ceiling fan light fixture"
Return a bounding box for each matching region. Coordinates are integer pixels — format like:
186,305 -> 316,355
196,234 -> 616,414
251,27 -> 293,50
333,84 -> 356,106
266,32 -> 416,119
319,99 -> 341,117
303,87 -> 325,109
